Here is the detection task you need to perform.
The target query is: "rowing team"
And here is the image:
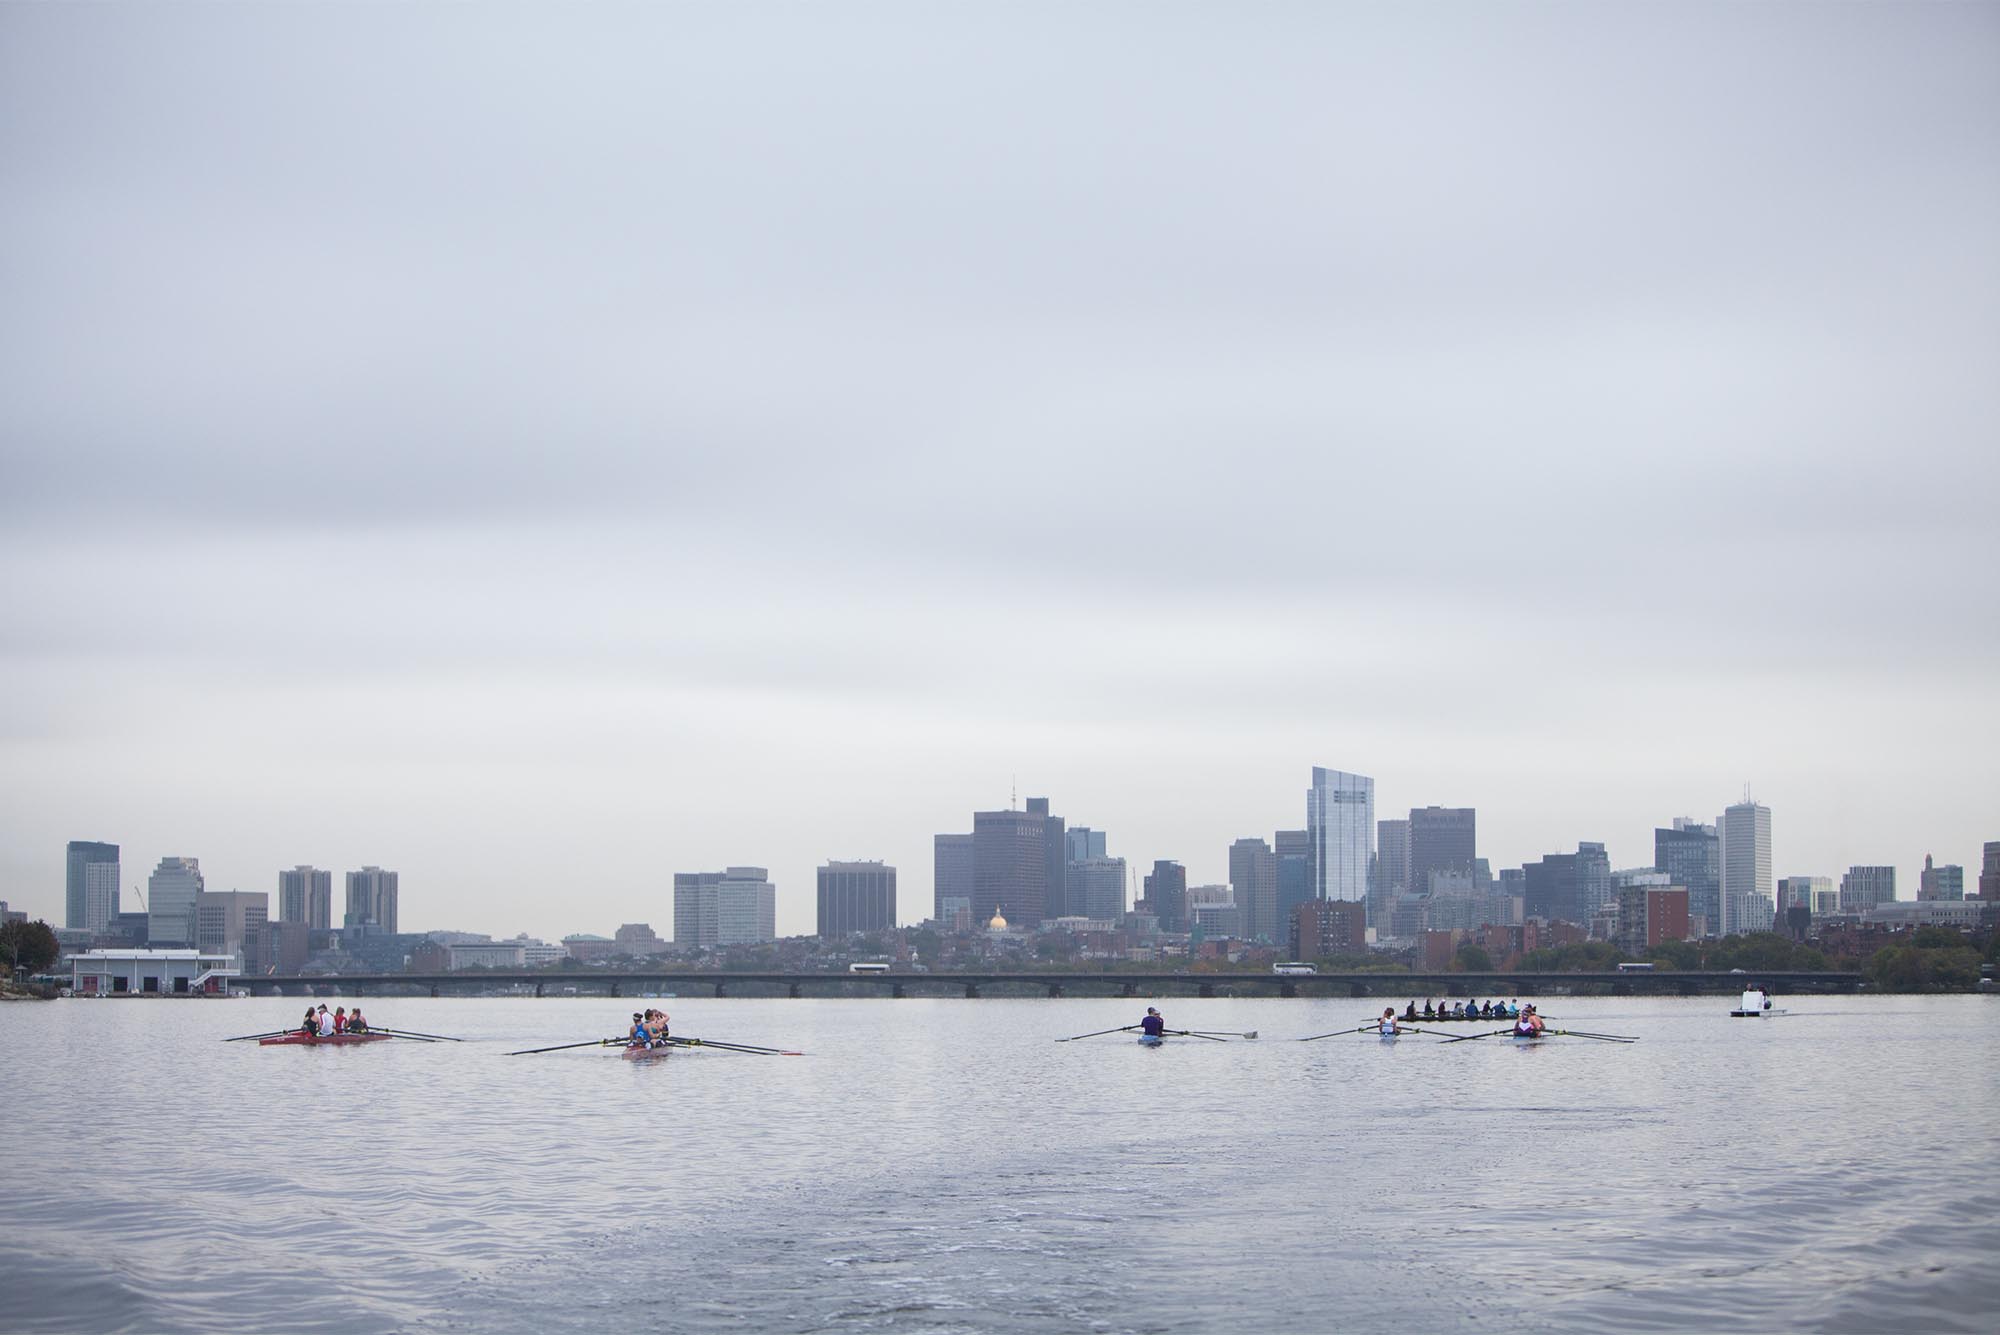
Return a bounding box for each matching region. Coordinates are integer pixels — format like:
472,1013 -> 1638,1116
1406,999 -> 1520,1021
298,1003 -> 369,1037
628,1009 -> 672,1049
1378,1005 -> 1546,1036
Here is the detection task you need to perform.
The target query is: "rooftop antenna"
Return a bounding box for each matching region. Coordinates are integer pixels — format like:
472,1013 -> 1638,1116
1011,775 -> 1017,811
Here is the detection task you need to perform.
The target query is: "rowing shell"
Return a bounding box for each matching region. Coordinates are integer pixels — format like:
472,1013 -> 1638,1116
1137,1034 -> 1165,1047
1729,1009 -> 1790,1018
621,1043 -> 674,1060
258,1031 -> 393,1046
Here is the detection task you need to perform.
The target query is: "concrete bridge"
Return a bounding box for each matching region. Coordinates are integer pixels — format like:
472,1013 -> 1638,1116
234,968 -> 1864,1000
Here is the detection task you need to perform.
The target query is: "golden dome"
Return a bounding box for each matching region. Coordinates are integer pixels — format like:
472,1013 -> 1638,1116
987,911 -> 1009,931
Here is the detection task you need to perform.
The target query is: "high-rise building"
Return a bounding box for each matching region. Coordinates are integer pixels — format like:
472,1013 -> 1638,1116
1615,884 -> 1690,954
816,861 -> 896,937
1408,807 -> 1476,896
972,797 -> 1064,927
1141,860 -> 1188,933
196,890 -> 269,971
673,867 -> 778,947
1655,819 -> 1721,937
1839,866 -> 1896,914
1373,818 -> 1410,921
1274,829 -> 1313,935
1777,875 -> 1833,917
1066,857 -> 1127,921
1523,843 -> 1609,927
146,856 -> 204,947
278,866 -> 333,930
344,867 -> 399,933
1292,899 -> 1367,960
1717,800 -> 1773,937
1065,827 -> 1107,862
66,841 -> 121,933
1229,837 -> 1278,943
933,833 -> 974,926
1981,843 -> 2000,901
1307,767 -> 1374,912
1917,855 -> 1964,901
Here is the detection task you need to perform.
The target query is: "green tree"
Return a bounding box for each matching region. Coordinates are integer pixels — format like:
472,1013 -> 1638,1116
1453,944 -> 1494,972
0,919 -> 61,976
1866,943 -> 1983,992
1644,939 -> 1702,971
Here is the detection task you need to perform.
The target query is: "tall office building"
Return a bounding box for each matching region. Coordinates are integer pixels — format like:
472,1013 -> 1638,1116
278,866 -> 333,930
1373,818 -> 1410,923
1717,799 -> 1773,937
972,797 -> 1065,926
1274,829 -> 1313,936
1916,855 -> 1964,901
673,867 -> 778,947
1777,875 -> 1833,916
1065,827 -> 1107,862
1408,807 -> 1476,895
344,867 -> 399,933
1523,843 -> 1609,927
146,856 -> 204,947
1655,819 -> 1721,937
1307,767 -> 1374,912
816,861 -> 896,937
933,833 -> 974,925
66,841 -> 121,933
1981,843 -> 2000,901
196,890 -> 269,970
1229,837 -> 1278,943
1839,865 -> 1896,913
1066,857 -> 1127,921
1141,860 -> 1188,933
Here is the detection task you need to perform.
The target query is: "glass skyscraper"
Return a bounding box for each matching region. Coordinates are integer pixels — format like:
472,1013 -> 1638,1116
1307,767 -> 1374,912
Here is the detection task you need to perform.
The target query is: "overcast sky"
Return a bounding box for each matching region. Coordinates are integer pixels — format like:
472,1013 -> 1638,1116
3,2 -> 1995,940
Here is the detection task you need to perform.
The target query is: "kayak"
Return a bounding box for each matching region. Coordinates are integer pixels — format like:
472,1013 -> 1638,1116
258,1031 -> 392,1046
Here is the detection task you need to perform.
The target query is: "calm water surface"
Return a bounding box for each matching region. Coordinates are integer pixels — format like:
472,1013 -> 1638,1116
2,994 -> 1996,1333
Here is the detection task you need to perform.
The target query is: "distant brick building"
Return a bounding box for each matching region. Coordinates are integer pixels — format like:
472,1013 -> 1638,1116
1292,899 -> 1367,960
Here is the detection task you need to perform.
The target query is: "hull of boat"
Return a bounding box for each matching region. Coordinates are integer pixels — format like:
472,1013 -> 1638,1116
258,1032 -> 393,1046
621,1043 -> 673,1060
1729,1009 -> 1788,1018
1137,1035 -> 1165,1047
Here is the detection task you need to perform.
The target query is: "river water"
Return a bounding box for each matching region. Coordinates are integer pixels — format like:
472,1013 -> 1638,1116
1,994 -> 1995,1334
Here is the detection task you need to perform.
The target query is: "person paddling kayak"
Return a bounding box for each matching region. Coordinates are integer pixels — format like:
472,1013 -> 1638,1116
1139,1008 -> 1166,1039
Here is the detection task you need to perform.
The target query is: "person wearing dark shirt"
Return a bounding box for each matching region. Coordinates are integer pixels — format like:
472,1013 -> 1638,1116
1139,1008 -> 1166,1038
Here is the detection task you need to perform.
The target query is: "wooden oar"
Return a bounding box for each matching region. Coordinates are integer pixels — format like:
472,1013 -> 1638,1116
370,1027 -> 462,1042
669,1036 -> 804,1056
1056,1024 -> 1140,1043
504,1039 -> 620,1055
1185,1029 -> 1258,1039
1297,1024 -> 1376,1043
222,1029 -> 296,1042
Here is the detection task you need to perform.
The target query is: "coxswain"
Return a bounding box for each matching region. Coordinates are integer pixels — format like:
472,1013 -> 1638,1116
347,1006 -> 367,1034
1514,1005 -> 1545,1036
1379,1007 -> 1402,1037
1139,1007 -> 1166,1039
333,1006 -> 348,1034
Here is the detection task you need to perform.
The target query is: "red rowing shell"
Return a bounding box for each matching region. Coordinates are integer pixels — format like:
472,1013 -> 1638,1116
258,1032 -> 394,1046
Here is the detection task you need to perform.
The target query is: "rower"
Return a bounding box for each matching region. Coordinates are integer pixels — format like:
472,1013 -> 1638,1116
300,1006 -> 317,1037
333,1006 -> 348,1034
628,1012 -> 651,1048
1403,1001 -> 1418,1022
1139,1007 -> 1166,1039
1378,1007 -> 1401,1037
348,1006 -> 367,1034
1514,1005 -> 1545,1036
645,1008 -> 671,1046
1421,999 -> 1435,1020
316,1004 -> 336,1037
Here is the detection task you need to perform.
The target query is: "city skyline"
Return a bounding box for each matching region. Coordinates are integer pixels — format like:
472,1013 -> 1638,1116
3,5 -> 1995,941
17,772 -> 1996,941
